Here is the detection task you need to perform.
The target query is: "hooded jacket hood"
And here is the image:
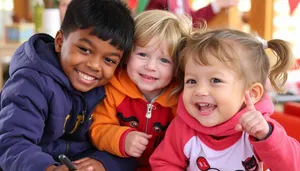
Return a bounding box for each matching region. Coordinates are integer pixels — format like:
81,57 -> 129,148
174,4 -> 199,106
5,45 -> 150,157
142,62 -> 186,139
9,33 -> 73,90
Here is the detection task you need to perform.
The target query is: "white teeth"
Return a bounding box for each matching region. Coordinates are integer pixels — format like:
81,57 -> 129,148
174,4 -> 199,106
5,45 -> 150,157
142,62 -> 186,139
78,71 -> 95,81
198,104 -> 214,107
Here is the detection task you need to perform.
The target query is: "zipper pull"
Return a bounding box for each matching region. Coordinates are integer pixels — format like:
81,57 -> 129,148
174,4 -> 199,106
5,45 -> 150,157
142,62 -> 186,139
81,110 -> 86,124
146,104 -> 153,119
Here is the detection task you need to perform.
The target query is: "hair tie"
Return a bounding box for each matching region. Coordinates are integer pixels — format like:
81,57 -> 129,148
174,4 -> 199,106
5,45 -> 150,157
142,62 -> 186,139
257,37 -> 268,49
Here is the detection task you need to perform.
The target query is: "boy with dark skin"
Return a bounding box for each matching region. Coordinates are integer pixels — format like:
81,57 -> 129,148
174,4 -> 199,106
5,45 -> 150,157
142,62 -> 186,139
0,0 -> 135,171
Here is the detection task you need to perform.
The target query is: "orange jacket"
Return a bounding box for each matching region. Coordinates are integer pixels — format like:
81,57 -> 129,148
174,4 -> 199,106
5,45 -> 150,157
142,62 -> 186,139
90,69 -> 179,169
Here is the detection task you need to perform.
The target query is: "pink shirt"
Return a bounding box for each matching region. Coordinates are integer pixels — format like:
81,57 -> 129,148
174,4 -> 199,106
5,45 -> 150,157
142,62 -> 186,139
150,94 -> 300,170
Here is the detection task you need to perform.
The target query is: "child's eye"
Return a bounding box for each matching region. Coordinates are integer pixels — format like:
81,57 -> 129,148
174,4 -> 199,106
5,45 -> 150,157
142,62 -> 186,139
211,78 -> 221,83
79,47 -> 91,54
160,58 -> 170,64
137,52 -> 147,57
104,57 -> 116,64
185,79 -> 196,84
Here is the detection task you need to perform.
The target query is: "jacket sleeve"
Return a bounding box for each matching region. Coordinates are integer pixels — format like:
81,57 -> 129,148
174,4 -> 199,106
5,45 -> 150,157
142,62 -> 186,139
251,118 -> 300,170
90,85 -> 132,157
89,150 -> 137,171
150,117 -> 187,170
191,4 -> 216,24
0,70 -> 57,171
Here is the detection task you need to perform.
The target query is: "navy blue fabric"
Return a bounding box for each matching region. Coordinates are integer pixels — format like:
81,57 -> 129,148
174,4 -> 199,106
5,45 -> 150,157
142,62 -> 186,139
0,34 -> 136,171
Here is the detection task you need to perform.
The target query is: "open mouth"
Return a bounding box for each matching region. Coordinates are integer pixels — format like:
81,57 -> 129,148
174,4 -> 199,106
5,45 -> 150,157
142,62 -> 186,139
196,103 -> 217,114
139,74 -> 158,80
77,70 -> 98,81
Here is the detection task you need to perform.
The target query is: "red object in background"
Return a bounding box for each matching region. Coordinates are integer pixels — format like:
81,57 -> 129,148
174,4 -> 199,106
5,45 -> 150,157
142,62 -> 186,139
128,0 -> 138,9
289,0 -> 300,15
289,58 -> 300,70
271,112 -> 300,142
284,102 -> 300,118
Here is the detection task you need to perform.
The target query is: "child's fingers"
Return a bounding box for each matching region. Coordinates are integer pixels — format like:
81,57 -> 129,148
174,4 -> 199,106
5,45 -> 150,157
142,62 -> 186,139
248,123 -> 263,135
242,117 -> 260,133
146,134 -> 152,139
73,159 -> 92,170
136,132 -> 152,139
239,111 -> 256,127
87,166 -> 94,171
131,152 -> 142,158
236,111 -> 258,132
135,132 -> 151,146
235,123 -> 243,131
76,164 -> 94,171
73,157 -> 89,164
244,91 -> 256,111
138,136 -> 150,146
131,147 -> 145,157
136,142 -> 147,151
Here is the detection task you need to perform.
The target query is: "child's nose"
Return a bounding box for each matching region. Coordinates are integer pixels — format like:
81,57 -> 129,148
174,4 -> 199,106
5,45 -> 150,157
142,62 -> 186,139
194,85 -> 209,96
87,56 -> 101,71
145,59 -> 157,71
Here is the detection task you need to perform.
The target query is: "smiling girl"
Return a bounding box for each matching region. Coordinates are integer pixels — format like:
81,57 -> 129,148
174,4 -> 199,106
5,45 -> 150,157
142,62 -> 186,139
150,29 -> 300,171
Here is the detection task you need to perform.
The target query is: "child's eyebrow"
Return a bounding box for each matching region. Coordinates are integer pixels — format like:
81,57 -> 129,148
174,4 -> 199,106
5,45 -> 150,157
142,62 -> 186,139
79,38 -> 121,58
79,38 -> 94,47
106,52 -> 121,58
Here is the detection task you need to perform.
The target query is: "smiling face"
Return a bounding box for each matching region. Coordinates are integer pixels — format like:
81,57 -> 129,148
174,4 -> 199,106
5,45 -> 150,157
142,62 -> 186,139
126,38 -> 174,100
55,28 -> 123,92
183,54 -> 246,127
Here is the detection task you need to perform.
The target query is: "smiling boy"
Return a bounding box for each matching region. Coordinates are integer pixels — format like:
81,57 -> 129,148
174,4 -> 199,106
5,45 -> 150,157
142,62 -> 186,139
0,0 -> 135,171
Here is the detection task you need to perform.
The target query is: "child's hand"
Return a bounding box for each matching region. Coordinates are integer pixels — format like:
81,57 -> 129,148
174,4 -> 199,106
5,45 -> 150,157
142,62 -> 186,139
125,131 -> 152,157
235,92 -> 269,140
73,157 -> 106,171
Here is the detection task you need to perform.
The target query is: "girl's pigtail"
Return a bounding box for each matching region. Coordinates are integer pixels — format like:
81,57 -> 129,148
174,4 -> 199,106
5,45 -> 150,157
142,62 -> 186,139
268,39 -> 295,93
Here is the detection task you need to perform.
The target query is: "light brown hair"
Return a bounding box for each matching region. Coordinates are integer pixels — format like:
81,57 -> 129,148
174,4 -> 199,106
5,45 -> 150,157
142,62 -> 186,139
175,29 -> 295,95
133,10 -> 192,72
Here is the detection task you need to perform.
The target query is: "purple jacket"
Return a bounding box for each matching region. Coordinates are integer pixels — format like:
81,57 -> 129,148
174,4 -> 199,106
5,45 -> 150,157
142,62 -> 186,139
0,34 -> 136,171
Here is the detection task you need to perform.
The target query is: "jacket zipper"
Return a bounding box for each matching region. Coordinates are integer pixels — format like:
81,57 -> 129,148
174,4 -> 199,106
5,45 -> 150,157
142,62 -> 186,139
145,103 -> 154,134
139,97 -> 158,170
65,141 -> 70,155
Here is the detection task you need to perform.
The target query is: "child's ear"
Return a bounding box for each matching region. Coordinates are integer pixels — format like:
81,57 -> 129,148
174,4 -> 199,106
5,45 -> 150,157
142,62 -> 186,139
54,30 -> 64,53
247,83 -> 264,104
